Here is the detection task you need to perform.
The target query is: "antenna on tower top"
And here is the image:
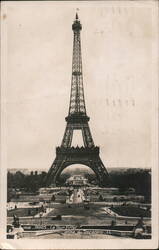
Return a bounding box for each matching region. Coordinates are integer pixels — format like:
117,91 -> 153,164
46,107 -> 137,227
76,8 -> 79,19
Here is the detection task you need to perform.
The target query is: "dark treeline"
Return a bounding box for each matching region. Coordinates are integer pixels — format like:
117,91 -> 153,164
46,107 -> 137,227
109,169 -> 151,202
7,171 -> 47,192
7,168 -> 151,202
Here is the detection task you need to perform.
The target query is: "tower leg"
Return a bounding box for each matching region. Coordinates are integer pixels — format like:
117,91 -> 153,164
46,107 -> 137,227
91,157 -> 109,186
45,158 -> 64,185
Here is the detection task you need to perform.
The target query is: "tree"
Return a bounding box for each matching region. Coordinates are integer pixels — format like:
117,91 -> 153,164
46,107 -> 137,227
51,195 -> 55,202
98,194 -> 104,201
113,197 -> 118,202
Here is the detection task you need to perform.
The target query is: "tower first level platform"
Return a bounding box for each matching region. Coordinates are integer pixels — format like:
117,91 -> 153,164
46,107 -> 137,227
46,146 -> 109,187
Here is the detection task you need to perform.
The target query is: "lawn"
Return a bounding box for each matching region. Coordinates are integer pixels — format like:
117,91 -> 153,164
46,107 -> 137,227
7,207 -> 40,217
110,206 -> 151,218
47,204 -> 104,217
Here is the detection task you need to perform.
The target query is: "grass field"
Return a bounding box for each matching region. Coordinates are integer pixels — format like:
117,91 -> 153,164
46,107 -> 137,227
111,206 -> 151,217
47,205 -> 104,217
7,207 -> 40,217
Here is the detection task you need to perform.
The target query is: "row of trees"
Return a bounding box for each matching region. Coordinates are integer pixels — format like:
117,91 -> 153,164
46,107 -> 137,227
109,169 -> 151,201
7,168 -> 151,202
7,171 -> 47,192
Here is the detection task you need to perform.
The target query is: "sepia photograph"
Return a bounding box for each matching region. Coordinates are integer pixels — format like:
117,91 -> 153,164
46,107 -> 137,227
0,0 -> 158,249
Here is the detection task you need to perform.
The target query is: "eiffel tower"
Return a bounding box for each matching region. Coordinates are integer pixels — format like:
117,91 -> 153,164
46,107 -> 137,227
45,13 -> 109,187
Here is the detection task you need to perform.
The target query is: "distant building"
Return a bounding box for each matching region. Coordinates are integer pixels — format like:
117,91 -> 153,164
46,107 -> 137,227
66,175 -> 88,186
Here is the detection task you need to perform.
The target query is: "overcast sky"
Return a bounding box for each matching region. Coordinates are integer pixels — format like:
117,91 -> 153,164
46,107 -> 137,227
1,1 -> 158,170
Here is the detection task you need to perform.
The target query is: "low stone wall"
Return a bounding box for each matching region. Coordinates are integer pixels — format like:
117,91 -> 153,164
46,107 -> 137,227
20,228 -> 133,238
7,223 -> 151,239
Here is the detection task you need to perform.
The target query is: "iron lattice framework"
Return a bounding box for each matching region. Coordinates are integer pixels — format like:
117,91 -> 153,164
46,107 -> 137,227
45,14 -> 109,186
69,13 -> 86,115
